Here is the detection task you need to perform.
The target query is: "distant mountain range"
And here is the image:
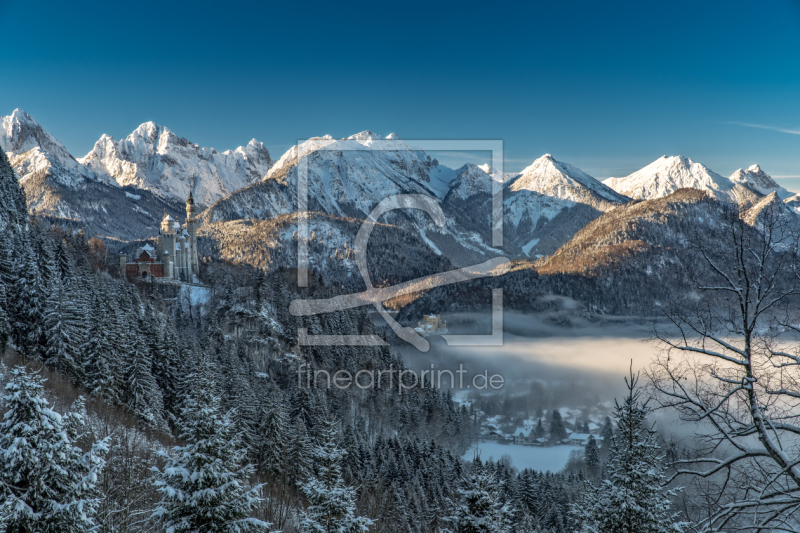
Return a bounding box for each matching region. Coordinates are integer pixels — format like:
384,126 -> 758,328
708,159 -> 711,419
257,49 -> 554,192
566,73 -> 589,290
2,109 -> 798,288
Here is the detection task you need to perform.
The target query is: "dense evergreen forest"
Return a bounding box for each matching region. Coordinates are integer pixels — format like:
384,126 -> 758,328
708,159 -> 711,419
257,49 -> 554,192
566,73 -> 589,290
0,149 -> 701,532
0,148 -> 612,532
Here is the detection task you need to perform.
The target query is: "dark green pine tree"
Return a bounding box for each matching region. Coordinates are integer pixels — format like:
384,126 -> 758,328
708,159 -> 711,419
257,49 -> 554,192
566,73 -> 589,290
600,416 -> 614,461
584,435 -> 600,478
54,239 -> 73,281
548,409 -> 567,443
253,267 -> 266,307
0,282 -> 11,351
284,417 -> 313,485
445,456 -> 515,533
34,228 -> 56,292
0,149 -> 29,237
0,238 -> 18,337
43,274 -> 86,380
153,320 -> 181,417
256,388 -> 288,477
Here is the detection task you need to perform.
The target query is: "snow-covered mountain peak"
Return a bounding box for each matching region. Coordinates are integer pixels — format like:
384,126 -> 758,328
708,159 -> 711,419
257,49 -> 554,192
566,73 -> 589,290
386,132 -> 399,140
347,130 -> 382,141
446,163 -> 494,200
1,109 -> 94,188
80,121 -> 275,205
603,155 -> 735,201
728,163 -> 790,198
508,154 -> 627,203
2,109 -> 71,158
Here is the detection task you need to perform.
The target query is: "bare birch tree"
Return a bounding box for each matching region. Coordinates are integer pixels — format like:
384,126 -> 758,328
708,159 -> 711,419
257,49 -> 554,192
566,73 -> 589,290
648,201 -> 800,532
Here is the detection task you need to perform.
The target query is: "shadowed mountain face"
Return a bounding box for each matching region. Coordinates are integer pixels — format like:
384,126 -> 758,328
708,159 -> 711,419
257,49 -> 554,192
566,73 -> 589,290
197,212 -> 455,291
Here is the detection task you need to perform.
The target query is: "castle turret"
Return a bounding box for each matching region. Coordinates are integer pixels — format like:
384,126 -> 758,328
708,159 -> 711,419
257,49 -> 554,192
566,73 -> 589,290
178,233 -> 188,281
185,191 -> 199,279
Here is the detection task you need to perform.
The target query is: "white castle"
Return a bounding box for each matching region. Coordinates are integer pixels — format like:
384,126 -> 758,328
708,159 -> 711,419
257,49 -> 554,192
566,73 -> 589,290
120,193 -> 199,282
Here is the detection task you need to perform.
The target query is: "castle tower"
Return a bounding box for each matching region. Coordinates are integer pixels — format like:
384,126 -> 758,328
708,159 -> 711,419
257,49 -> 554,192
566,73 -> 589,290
185,191 -> 199,279
160,213 -> 176,279
178,233 -> 188,281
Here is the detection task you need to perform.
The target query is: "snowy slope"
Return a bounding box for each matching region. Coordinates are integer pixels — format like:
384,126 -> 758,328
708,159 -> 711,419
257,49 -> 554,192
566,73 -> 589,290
509,154 -> 627,204
201,132 -> 498,266
784,194 -> 800,215
80,122 -> 274,207
197,212 -> 456,290
263,131 -> 457,213
499,154 -> 628,257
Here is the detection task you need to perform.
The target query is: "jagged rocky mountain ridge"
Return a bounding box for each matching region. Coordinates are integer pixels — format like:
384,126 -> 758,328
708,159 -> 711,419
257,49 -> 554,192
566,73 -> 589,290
4,108 -> 799,276
729,164 -> 794,200
1,109 -> 187,240
601,155 -> 794,206
80,122 -> 274,206
200,137 -> 631,263
0,109 -> 275,240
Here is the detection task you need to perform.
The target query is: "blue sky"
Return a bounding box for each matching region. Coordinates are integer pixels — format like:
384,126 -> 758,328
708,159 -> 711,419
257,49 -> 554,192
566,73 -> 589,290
1,0 -> 799,180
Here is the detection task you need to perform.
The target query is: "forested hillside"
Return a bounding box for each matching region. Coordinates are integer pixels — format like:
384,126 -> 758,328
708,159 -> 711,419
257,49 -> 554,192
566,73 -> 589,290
0,149 -> 596,532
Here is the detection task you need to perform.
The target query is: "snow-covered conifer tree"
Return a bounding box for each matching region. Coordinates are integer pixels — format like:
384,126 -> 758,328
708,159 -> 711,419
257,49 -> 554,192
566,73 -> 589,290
0,367 -> 108,532
12,246 -> 45,357
256,388 -> 288,476
83,293 -> 120,403
443,456 -> 515,533
151,354 -> 269,533
0,282 -> 11,350
571,369 -> 685,533
600,416 -> 613,458
123,345 -> 167,430
297,418 -> 372,533
43,275 -> 85,379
